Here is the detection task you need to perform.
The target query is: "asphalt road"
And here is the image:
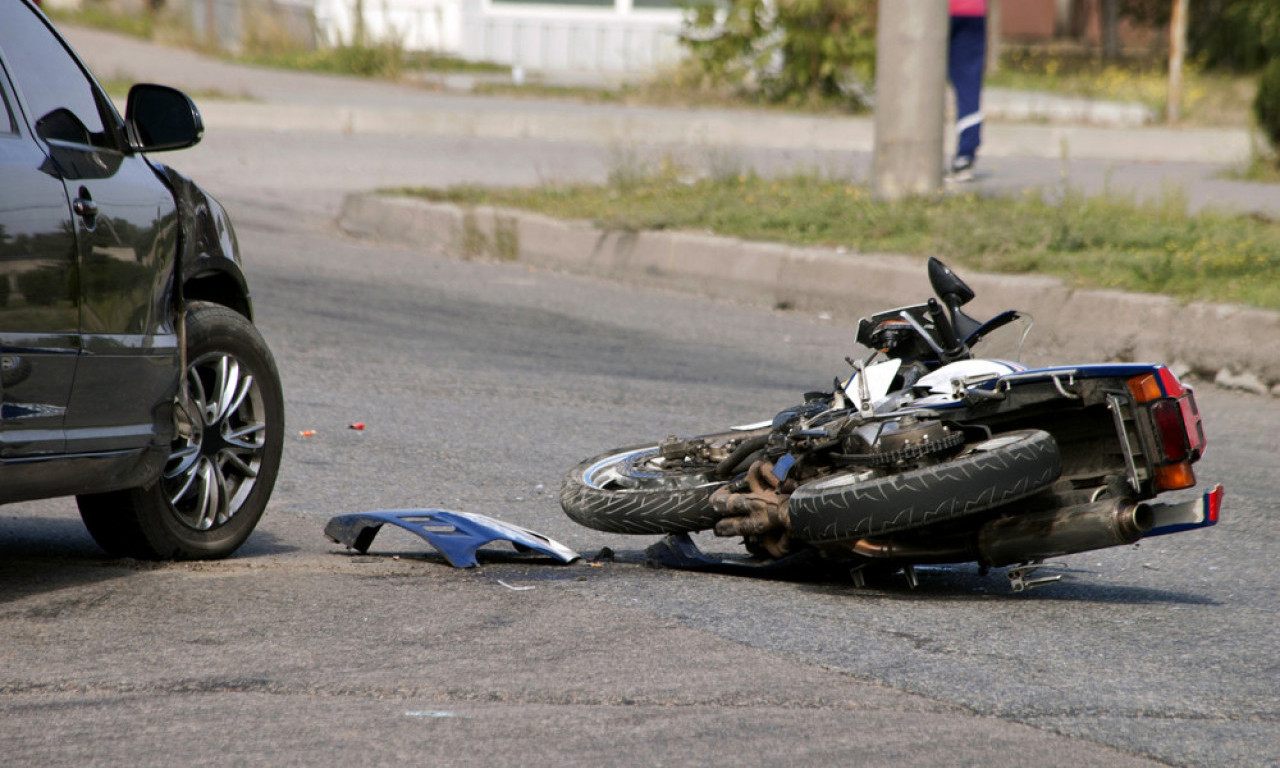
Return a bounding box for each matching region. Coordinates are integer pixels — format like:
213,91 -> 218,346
2,88 -> 1278,767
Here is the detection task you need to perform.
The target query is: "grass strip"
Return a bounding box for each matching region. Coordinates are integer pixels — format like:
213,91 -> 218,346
398,172 -> 1280,311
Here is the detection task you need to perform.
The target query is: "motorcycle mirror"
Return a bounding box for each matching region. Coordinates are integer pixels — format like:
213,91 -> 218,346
928,257 -> 975,307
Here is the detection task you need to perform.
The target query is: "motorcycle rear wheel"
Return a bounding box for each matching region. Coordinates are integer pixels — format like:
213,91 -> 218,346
559,443 -> 730,534
788,429 -> 1061,543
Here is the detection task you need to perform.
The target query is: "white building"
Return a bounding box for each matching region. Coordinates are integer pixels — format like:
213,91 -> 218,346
310,0 -> 686,74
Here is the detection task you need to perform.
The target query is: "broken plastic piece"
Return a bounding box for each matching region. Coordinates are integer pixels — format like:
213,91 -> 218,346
324,509 -> 580,568
645,532 -> 821,577
349,422 -> 365,431
1143,484 -> 1223,538
497,580 -> 535,591
300,430 -> 316,437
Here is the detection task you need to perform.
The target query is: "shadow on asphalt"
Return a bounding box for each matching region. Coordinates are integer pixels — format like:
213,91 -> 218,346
0,516 -> 298,604
272,537 -> 1222,606
792,566 -> 1220,605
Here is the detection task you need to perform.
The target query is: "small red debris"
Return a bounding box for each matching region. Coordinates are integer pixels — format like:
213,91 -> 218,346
348,422 -> 365,431
300,430 -> 316,437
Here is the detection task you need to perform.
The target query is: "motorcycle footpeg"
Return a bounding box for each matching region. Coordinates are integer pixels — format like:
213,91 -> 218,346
1006,562 -> 1068,592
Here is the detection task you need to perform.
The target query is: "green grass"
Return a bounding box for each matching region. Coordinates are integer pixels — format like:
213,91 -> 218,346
473,64 -> 870,115
1221,150 -> 1280,183
397,170 -> 1280,311
238,47 -> 508,80
47,5 -> 156,39
989,49 -> 1256,127
238,44 -> 408,79
469,50 -> 1257,126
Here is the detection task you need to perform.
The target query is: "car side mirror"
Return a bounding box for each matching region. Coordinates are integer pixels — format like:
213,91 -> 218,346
125,84 -> 203,152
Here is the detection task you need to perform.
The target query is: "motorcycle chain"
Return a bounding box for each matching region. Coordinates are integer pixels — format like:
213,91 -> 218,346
833,430 -> 966,467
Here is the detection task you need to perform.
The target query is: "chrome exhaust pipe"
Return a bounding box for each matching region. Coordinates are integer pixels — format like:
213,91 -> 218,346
848,538 -> 973,563
978,497 -> 1154,567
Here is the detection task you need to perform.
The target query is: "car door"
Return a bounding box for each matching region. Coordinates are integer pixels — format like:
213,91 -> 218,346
0,1 -> 181,459
0,45 -> 78,460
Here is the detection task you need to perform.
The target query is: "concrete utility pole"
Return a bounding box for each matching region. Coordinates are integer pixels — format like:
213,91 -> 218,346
872,0 -> 949,200
1167,0 -> 1189,124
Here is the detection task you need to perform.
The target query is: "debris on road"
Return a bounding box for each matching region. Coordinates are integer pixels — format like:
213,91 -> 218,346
497,580 -> 535,591
324,509 -> 580,568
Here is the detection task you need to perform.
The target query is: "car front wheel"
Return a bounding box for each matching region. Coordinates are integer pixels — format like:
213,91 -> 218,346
78,303 -> 285,559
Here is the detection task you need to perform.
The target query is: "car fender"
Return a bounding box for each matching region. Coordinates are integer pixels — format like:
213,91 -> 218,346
154,163 -> 253,320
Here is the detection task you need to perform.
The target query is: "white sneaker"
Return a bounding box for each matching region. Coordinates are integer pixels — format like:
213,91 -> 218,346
947,155 -> 975,183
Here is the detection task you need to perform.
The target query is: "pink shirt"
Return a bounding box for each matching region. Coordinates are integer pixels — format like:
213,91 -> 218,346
950,0 -> 986,16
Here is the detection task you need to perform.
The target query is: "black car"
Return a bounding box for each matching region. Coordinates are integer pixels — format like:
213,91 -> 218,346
0,0 -> 284,559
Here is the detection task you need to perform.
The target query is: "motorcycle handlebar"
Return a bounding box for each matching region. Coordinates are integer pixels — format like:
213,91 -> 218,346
927,298 -> 967,361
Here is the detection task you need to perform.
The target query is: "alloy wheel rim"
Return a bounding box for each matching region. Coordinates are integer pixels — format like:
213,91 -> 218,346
163,352 -> 267,531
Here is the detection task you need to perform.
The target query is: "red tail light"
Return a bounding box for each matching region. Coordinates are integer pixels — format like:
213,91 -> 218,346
1150,399 -> 1190,463
1128,369 -> 1205,492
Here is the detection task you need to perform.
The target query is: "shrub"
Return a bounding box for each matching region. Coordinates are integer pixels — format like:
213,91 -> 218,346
679,0 -> 876,109
1253,57 -> 1280,157
1190,0 -> 1280,72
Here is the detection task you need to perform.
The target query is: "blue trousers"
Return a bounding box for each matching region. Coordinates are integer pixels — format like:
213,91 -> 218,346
948,15 -> 986,160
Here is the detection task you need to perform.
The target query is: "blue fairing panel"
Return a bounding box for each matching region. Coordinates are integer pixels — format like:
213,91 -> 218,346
325,509 -> 580,567
1015,363 -> 1166,379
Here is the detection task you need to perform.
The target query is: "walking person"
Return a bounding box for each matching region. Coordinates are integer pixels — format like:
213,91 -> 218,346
948,0 -> 987,180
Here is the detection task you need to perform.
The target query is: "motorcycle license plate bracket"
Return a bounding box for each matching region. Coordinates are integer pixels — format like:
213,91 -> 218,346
324,509 -> 581,568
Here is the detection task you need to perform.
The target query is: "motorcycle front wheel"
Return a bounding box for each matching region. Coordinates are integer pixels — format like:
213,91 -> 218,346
559,443 -> 732,534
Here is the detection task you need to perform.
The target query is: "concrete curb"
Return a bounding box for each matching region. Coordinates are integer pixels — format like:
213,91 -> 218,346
339,193 -> 1280,396
983,87 -> 1156,128
195,101 -> 1252,165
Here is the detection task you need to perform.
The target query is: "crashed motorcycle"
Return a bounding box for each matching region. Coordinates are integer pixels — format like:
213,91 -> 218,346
559,258 -> 1221,591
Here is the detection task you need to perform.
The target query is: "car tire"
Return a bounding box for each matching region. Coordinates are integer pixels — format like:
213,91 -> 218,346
77,302 -> 284,559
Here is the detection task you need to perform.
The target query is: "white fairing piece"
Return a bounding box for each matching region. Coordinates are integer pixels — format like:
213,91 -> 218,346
915,359 -> 1021,399
842,358 -> 903,410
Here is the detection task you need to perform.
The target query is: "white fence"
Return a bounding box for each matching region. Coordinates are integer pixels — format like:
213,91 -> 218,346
183,0 -> 686,73
465,1 -> 684,73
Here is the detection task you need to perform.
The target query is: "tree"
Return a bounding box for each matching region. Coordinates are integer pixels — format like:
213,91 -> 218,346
1125,0 -> 1280,72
